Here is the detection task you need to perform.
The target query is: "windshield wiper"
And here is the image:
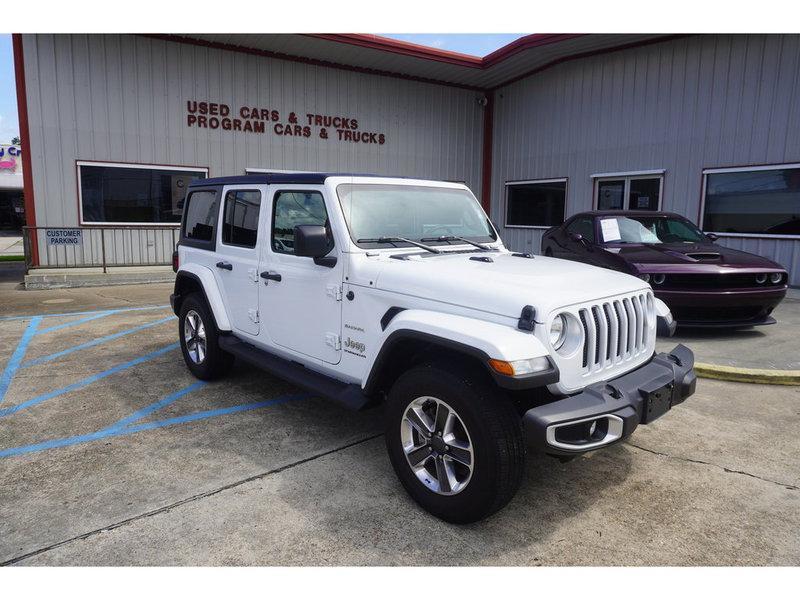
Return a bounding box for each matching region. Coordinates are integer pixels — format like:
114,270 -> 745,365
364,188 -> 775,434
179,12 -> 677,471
420,235 -> 493,251
357,237 -> 442,254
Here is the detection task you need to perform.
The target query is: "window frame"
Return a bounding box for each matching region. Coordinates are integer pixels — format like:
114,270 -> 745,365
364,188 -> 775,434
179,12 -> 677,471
270,188 -> 332,256
76,160 -> 209,226
592,170 -> 664,212
219,188 -> 263,250
699,162 -> 800,240
503,177 -> 569,230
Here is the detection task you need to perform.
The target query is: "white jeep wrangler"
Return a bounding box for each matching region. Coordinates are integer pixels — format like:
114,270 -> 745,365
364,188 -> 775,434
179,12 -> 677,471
171,173 -> 695,523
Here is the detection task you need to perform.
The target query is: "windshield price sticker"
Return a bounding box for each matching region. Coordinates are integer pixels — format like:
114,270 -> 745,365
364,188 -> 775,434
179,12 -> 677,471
600,218 -> 621,242
46,229 -> 83,245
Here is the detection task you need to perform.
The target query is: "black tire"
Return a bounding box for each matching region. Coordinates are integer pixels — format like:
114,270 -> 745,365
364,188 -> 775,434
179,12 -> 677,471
384,361 -> 525,523
178,293 -> 234,380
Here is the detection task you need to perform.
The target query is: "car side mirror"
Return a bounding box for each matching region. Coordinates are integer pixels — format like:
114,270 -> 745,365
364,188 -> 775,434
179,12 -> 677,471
706,233 -> 719,242
569,232 -> 589,245
293,225 -> 336,266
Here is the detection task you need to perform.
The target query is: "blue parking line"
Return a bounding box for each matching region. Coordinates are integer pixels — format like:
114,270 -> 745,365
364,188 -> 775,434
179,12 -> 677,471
102,380 -> 207,432
0,390 -> 310,459
0,343 -> 180,418
23,316 -> 177,368
37,310 -> 116,334
0,304 -> 171,322
0,316 -> 42,407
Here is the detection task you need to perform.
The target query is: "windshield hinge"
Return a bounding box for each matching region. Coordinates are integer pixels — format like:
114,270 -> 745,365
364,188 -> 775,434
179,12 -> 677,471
326,284 -> 343,301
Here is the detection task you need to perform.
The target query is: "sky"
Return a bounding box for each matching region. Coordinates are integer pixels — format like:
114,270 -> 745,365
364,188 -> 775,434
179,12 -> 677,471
0,33 -> 525,145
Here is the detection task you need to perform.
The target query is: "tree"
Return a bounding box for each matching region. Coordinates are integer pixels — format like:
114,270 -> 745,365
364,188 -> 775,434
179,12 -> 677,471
11,136 -> 21,146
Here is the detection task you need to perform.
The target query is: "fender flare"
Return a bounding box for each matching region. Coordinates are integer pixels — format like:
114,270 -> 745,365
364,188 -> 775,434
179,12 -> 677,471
363,309 -> 557,394
174,265 -> 232,331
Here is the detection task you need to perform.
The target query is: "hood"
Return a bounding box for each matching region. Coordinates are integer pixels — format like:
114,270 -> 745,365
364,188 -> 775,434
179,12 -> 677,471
371,251 -> 648,319
610,242 -> 784,270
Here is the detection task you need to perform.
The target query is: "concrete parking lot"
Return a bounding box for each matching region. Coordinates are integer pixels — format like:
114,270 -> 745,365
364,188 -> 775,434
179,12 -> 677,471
0,283 -> 798,566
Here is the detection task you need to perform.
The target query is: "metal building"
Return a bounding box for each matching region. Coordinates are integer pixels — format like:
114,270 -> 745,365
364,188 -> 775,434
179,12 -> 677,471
13,34 -> 800,283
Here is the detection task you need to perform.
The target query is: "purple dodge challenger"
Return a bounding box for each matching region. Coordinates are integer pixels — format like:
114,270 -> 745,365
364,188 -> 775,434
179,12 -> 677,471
541,211 -> 788,328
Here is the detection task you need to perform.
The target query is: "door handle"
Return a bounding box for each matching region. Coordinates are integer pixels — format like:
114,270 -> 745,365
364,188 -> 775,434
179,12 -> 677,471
260,271 -> 282,282
215,261 -> 233,271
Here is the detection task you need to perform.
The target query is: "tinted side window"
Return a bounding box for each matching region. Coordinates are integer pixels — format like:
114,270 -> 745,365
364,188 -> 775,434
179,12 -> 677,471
566,217 -> 595,243
222,190 -> 261,248
272,191 -> 329,255
182,190 -> 218,243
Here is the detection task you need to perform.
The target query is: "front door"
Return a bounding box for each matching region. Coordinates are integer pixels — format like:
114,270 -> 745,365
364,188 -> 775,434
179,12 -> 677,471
214,187 -> 263,336
259,187 -> 343,364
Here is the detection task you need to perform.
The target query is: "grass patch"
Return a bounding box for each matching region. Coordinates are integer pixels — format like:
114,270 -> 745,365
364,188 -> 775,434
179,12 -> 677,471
0,255 -> 24,262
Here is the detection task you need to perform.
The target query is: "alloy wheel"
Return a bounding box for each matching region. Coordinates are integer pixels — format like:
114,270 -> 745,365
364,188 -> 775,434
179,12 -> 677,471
183,309 -> 207,364
400,396 -> 474,495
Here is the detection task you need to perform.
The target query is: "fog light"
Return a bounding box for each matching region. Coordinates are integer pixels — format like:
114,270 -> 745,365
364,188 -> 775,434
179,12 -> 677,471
755,273 -> 767,284
769,273 -> 783,284
653,273 -> 666,285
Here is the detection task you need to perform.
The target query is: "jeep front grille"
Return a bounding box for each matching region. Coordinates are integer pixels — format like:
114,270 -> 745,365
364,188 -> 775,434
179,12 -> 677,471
578,292 -> 653,373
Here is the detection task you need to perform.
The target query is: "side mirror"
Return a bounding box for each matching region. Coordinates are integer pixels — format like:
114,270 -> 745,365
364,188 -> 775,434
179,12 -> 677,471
706,233 -> 719,242
293,225 -> 335,266
569,232 -> 589,245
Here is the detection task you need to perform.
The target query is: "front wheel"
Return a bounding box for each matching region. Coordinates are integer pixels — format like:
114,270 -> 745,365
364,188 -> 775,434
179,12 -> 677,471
385,362 -> 525,523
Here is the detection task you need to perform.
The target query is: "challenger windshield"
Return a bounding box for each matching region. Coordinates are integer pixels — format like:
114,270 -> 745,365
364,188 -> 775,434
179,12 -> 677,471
337,184 -> 497,248
599,215 -> 707,244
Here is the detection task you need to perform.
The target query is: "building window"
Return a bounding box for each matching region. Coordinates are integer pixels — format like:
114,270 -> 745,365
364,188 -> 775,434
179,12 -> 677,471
505,179 -> 567,228
222,190 -> 261,248
272,190 -> 330,255
78,161 -> 207,225
702,164 -> 800,237
182,190 -> 219,243
593,172 -> 663,211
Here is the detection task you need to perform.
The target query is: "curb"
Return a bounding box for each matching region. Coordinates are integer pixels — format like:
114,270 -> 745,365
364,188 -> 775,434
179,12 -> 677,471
694,362 -> 800,386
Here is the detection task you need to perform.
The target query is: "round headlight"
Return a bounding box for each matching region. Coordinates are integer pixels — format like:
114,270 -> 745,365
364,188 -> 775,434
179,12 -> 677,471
769,273 -> 783,284
755,274 -> 767,284
550,314 -> 567,350
640,273 -> 651,283
653,273 -> 666,285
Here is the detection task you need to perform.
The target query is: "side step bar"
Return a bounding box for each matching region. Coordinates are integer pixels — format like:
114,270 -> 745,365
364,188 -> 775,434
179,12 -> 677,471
218,335 -> 372,411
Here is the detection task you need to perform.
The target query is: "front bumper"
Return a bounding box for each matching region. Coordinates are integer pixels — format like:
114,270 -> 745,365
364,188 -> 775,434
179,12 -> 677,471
656,287 -> 786,327
523,344 -> 696,456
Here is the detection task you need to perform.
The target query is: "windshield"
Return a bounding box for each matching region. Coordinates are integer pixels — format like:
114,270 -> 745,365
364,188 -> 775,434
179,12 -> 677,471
337,184 -> 497,247
599,215 -> 707,244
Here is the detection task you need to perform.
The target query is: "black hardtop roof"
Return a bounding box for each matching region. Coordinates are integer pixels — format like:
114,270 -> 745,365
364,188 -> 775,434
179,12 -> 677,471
187,172 -> 417,187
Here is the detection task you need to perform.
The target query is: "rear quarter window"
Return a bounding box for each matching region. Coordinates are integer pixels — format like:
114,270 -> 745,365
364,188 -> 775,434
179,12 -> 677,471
182,189 -> 219,249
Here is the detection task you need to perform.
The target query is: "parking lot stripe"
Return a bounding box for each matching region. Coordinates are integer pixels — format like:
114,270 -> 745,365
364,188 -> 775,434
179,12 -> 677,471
22,316 -> 177,369
0,343 -> 180,418
0,304 -> 171,322
0,316 -> 42,407
0,389 -> 309,459
103,380 -> 207,432
36,310 -> 118,334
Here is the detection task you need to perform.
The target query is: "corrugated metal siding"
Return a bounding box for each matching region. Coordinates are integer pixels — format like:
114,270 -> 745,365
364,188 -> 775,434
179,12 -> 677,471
490,34 -> 800,284
23,34 -> 484,265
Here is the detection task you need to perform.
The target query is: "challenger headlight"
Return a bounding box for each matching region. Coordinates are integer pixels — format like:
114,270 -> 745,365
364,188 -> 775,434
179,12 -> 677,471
550,314 -> 567,350
640,273 -> 651,283
755,273 -> 767,284
769,273 -> 783,284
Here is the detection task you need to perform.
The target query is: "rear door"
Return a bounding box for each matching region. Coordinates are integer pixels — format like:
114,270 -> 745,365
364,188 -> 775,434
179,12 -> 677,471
213,186 -> 264,336
258,186 -> 343,364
